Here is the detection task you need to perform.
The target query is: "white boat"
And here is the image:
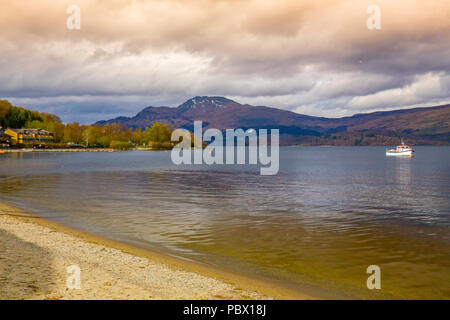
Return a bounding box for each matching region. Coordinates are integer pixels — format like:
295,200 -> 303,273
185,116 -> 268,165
386,140 -> 414,157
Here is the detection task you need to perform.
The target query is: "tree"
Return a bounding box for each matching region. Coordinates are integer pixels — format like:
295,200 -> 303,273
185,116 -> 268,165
64,122 -> 84,143
0,100 -> 13,124
82,126 -> 103,147
142,122 -> 172,144
53,122 -> 65,143
1,106 -> 43,128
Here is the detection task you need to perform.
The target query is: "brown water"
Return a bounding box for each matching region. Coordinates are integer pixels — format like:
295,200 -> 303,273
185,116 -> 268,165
0,146 -> 449,299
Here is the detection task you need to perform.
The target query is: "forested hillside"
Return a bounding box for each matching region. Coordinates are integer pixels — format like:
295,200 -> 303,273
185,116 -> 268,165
0,100 -> 174,149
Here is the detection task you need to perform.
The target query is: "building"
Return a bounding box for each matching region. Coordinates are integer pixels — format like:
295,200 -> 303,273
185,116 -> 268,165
0,128 -> 10,146
4,128 -> 54,144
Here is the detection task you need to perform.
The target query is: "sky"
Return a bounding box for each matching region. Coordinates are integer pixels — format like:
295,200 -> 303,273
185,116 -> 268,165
1,0 -> 450,123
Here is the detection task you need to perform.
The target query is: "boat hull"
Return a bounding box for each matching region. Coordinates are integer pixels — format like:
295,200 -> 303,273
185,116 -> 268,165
386,150 -> 413,156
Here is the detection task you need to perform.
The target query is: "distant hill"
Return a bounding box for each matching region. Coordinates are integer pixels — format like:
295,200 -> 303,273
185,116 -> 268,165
96,96 -> 450,145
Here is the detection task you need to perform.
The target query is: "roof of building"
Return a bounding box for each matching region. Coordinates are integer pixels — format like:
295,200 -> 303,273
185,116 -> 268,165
6,128 -> 54,135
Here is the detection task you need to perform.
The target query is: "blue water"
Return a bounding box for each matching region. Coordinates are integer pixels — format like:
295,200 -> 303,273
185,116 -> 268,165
1,146 -> 449,299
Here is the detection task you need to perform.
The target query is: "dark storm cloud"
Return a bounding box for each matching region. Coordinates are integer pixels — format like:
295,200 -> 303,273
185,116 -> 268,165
1,0 -> 450,122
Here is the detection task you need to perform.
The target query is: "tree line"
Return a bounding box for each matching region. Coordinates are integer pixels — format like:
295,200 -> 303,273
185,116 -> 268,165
0,100 -> 174,149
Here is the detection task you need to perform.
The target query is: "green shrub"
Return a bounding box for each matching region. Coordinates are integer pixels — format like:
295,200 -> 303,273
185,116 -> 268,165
110,140 -> 133,150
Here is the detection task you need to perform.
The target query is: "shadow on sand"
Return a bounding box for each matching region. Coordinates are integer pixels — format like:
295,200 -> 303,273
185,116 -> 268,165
0,228 -> 55,299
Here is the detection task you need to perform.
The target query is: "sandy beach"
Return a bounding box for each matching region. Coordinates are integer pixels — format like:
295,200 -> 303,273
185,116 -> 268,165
0,202 -> 314,300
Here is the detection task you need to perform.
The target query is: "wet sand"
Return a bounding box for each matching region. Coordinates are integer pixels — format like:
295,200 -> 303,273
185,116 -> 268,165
0,202 -> 316,300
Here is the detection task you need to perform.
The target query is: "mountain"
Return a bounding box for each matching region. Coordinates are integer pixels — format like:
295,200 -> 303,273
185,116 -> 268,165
96,96 -> 450,145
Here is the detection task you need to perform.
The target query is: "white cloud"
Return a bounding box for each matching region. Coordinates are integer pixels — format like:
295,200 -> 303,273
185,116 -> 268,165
347,73 -> 450,110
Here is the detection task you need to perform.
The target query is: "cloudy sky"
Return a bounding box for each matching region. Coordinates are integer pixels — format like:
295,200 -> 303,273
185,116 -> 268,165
1,0 -> 450,123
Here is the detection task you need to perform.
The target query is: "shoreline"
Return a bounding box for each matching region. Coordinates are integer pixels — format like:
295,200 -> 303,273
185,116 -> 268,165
0,148 -> 116,153
0,202 -> 321,300
0,148 -> 172,153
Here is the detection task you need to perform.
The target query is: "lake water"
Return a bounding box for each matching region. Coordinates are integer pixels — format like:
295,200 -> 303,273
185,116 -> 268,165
1,146 -> 449,299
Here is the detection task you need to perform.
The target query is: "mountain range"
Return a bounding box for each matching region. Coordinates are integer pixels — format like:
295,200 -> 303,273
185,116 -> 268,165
96,96 -> 450,145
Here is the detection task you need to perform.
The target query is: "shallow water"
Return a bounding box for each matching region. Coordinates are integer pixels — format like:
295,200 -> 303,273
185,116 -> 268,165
1,146 -> 449,299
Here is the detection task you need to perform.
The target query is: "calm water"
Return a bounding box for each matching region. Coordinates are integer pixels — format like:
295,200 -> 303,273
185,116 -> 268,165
1,147 -> 449,299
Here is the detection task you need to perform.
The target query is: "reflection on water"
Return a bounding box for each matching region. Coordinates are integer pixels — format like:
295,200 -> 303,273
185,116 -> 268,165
0,147 -> 449,299
396,156 -> 412,190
